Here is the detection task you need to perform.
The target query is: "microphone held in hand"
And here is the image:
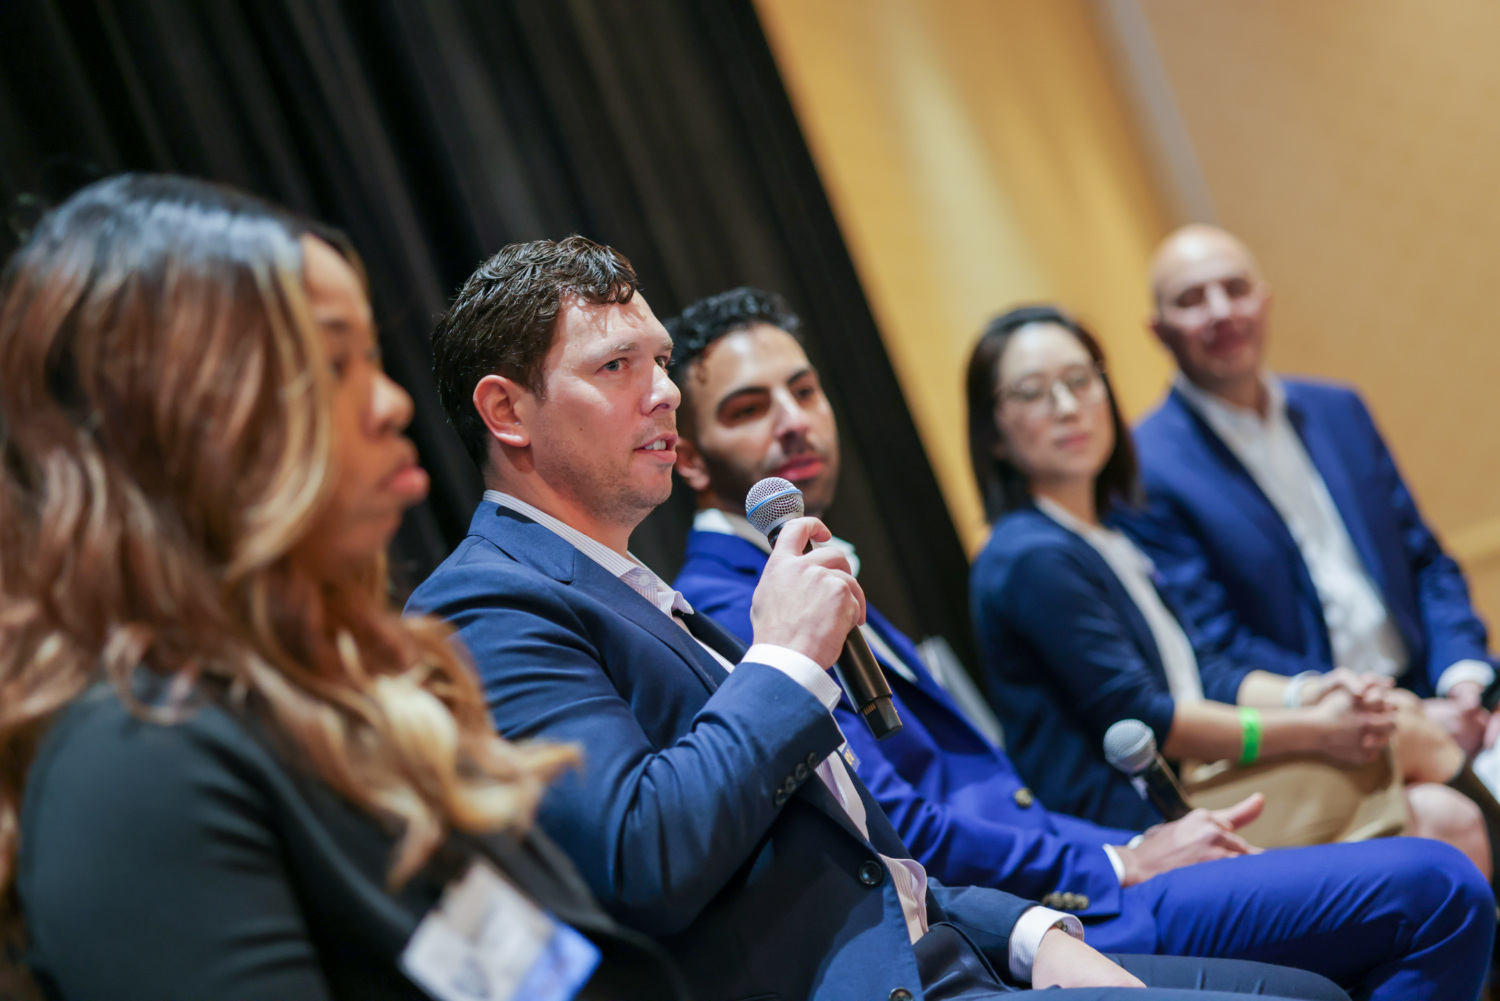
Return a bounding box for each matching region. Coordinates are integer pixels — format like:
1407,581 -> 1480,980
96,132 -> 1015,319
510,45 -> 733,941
746,478 -> 902,740
1103,719 -> 1191,821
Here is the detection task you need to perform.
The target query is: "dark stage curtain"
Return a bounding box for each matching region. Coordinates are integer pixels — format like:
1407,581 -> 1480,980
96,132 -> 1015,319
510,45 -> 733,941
0,0 -> 978,665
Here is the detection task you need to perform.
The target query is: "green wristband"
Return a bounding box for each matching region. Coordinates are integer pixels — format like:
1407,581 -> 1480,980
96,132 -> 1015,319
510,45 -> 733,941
1238,707 -> 1263,767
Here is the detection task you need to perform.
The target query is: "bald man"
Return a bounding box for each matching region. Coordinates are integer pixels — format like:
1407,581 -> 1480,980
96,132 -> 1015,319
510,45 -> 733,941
1116,225 -> 1500,818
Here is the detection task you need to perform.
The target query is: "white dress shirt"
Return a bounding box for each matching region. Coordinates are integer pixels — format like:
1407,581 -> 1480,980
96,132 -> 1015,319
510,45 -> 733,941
689,506 -> 1081,970
1174,376 -> 1492,696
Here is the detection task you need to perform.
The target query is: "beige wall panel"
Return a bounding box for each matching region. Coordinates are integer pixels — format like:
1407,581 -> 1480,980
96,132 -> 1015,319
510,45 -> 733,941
1138,1 -> 1500,616
757,0 -> 1171,550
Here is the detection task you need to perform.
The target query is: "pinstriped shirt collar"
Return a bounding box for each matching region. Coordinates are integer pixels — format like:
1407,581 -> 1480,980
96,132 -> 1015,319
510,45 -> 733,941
482,490 -> 694,619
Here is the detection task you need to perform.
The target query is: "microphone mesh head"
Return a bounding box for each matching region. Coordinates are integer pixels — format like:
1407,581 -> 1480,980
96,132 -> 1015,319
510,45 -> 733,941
1103,719 -> 1157,775
745,477 -> 805,538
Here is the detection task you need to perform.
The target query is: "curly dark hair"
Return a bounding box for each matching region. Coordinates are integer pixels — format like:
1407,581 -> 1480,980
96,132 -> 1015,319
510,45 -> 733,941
431,236 -> 640,468
663,287 -> 802,431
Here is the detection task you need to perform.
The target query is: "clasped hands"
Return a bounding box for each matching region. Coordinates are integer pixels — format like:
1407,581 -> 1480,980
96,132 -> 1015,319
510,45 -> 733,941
1425,679 -> 1491,758
1308,669 -> 1491,759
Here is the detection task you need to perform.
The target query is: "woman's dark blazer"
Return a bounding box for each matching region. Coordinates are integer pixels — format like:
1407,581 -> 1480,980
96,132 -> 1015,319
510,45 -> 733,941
969,505 -> 1253,830
18,683 -> 685,1001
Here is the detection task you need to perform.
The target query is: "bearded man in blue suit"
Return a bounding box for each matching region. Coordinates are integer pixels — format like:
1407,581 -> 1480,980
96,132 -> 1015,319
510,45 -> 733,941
406,238 -> 1367,1001
665,285 -> 1492,1001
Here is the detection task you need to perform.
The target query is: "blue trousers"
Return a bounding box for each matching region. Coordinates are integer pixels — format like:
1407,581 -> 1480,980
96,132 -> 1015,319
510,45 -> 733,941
1087,837 -> 1493,1001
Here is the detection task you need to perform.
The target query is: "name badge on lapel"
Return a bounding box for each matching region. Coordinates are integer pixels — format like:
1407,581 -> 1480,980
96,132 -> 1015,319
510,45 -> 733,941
401,860 -> 601,1001
840,741 -> 860,771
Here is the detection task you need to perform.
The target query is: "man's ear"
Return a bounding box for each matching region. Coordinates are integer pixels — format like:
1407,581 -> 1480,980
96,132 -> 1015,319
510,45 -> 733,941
674,437 -> 713,493
474,374 -> 531,450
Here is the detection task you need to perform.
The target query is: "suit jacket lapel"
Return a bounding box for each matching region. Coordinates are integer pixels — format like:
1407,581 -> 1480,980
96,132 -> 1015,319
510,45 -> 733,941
570,556 -> 729,693
1037,513 -> 1173,687
681,609 -> 749,664
785,761 -> 877,845
1168,390 -> 1307,566
1285,392 -> 1391,598
474,503 -> 728,693
866,610 -> 938,697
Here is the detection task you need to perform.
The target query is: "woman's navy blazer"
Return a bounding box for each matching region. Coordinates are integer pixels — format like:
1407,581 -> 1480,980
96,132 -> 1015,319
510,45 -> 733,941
969,506 -> 1252,830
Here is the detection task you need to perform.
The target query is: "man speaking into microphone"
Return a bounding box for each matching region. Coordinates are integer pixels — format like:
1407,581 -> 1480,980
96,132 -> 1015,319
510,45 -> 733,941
408,238 -> 1368,1001
663,285 -> 1492,1001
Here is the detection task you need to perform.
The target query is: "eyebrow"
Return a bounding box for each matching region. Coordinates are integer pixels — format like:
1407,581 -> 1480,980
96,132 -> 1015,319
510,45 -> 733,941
716,385 -> 769,410
597,335 -> 674,356
715,368 -> 816,411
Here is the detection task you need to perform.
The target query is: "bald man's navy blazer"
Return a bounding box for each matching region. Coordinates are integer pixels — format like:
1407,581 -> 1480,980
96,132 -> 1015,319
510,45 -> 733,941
1119,380 -> 1492,694
407,501 -> 1034,1001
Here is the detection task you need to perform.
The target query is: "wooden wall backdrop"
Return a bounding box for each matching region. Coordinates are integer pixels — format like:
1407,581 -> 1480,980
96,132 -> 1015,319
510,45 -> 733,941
1136,0 -> 1500,635
756,0 -> 1171,553
761,0 -> 1500,637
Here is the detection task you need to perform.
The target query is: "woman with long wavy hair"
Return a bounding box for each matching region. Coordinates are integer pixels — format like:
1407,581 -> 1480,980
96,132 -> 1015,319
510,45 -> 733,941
0,174 -> 683,1000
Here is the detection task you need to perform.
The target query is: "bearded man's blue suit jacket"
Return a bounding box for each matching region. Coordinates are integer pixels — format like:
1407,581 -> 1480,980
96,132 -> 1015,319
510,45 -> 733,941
1117,380 -> 1492,694
676,527 -> 1496,1001
406,502 -> 1034,1001
673,527 -> 1161,953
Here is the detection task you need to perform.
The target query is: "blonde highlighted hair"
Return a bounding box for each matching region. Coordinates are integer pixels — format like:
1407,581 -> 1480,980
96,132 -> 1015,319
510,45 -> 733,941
0,175 -> 575,930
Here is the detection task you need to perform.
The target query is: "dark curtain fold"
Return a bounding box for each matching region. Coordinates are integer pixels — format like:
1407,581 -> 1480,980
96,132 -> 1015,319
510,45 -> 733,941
0,0 -> 977,666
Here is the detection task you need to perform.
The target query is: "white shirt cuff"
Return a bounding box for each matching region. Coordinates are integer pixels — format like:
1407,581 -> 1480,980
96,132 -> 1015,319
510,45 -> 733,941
743,643 -> 843,711
1102,844 -> 1126,884
1283,670 -> 1324,708
1436,660 -> 1495,698
1007,906 -> 1084,982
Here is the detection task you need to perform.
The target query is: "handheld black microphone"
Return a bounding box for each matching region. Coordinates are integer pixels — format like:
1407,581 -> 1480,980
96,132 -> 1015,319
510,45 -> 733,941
1103,719 -> 1190,821
745,477 -> 903,740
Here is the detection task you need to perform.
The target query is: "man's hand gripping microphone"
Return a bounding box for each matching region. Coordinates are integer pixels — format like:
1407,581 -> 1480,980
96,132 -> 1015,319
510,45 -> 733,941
746,477 -> 902,739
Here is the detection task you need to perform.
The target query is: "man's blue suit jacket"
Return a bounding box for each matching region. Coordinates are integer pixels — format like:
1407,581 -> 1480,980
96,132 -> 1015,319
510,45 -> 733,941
675,528 -> 1162,953
970,509 -> 1253,830
407,502 -> 1034,1001
1118,380 -> 1492,695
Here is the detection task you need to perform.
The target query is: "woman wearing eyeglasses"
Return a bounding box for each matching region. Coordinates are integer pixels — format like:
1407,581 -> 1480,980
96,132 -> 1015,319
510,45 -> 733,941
963,306 -> 1491,870
0,175 -> 684,1001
